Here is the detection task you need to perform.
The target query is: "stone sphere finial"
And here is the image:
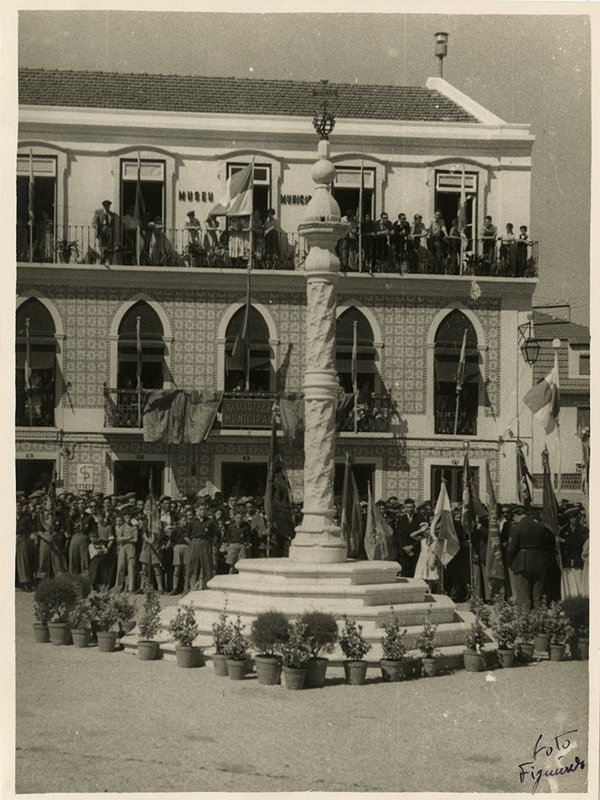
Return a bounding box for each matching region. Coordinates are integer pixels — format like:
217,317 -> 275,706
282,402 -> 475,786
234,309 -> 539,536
311,158 -> 336,186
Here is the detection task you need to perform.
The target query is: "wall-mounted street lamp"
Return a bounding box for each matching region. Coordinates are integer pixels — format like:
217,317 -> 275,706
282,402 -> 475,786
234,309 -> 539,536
518,314 -> 541,365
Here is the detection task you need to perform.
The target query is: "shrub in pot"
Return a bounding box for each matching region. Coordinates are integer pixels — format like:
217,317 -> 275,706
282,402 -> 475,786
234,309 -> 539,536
463,616 -> 487,672
489,599 -> 518,667
34,575 -> 80,645
224,616 -> 250,680
339,617 -> 371,685
415,611 -> 441,677
530,602 -> 552,654
250,610 -> 289,685
88,591 -> 135,652
380,609 -> 408,682
515,605 -> 537,662
33,600 -> 52,643
547,601 -> 574,662
279,620 -> 311,690
300,610 -> 338,688
168,604 -> 203,668
560,597 -> 589,660
68,599 -> 93,648
137,588 -> 162,661
211,607 -> 234,676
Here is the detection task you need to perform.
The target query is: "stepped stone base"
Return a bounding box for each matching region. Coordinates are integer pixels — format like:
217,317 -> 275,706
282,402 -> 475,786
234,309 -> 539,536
122,557 -> 492,667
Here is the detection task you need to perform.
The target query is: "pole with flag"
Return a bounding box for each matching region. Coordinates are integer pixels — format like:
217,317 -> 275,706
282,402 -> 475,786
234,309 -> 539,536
229,270 -> 252,390
454,329 -> 467,435
28,149 -> 35,263
364,481 -> 395,560
430,479 -> 460,575
209,161 -> 254,268
133,152 -> 145,266
265,411 -> 296,557
484,461 -> 505,598
136,316 -> 143,428
340,452 -> 363,558
541,446 -> 564,600
25,317 -> 33,427
352,319 -> 358,435
516,444 -> 533,510
357,160 -> 364,273
457,167 -> 466,274
461,450 -> 475,595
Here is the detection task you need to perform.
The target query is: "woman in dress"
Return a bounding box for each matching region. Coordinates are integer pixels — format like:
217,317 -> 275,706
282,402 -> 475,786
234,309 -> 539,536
412,521 -> 439,590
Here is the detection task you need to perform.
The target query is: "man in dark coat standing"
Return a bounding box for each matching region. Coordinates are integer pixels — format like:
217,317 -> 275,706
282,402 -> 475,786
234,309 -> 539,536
395,498 -> 424,578
507,506 -> 556,610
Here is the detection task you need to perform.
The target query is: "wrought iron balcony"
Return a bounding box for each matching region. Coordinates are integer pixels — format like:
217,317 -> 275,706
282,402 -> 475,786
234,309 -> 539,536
104,386 -> 151,428
337,392 -> 396,433
16,387 -> 55,427
434,408 -> 478,436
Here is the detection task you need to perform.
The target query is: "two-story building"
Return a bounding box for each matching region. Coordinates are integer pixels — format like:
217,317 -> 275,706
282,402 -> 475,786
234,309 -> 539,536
16,67 -> 539,506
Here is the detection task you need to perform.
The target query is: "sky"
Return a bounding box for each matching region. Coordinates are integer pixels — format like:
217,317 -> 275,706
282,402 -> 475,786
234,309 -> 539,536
16,8 -> 591,326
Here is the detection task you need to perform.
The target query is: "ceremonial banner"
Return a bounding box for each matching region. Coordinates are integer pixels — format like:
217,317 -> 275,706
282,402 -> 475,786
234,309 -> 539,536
364,482 -> 396,561
264,415 -> 296,543
210,162 -> 254,217
517,446 -> 533,509
278,395 -> 304,449
523,351 -> 560,434
143,390 -> 219,444
340,453 -> 363,559
430,480 -> 459,567
484,462 -> 505,582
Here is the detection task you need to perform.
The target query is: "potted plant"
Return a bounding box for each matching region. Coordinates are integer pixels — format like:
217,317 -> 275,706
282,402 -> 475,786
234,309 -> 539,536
515,606 -> 536,662
33,600 -> 52,643
279,619 -> 311,690
489,599 -> 518,668
211,607 -> 233,676
68,598 -> 93,648
339,617 -> 371,685
224,616 -> 250,680
55,239 -> 80,263
137,588 -> 162,661
547,601 -> 574,662
415,612 -> 441,677
250,610 -> 289,686
561,597 -> 589,660
531,602 -> 552,655
380,610 -> 408,682
88,591 -> 135,652
112,591 -> 137,648
463,616 -> 487,672
34,575 -> 80,645
300,610 -> 338,688
168,604 -> 203,668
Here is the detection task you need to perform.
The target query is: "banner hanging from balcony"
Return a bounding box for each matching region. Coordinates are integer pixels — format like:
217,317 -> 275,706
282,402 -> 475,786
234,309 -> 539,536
142,389 -> 222,444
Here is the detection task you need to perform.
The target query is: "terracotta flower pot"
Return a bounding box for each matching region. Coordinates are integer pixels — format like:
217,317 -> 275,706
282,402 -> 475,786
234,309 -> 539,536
519,641 -> 535,661
380,658 -> 404,682
32,623 -> 50,643
48,622 -> 72,646
97,631 -> 118,652
255,655 -> 282,686
175,645 -> 203,668
421,657 -> 439,677
212,653 -> 229,676
497,648 -> 516,668
534,633 -> 550,654
305,657 -> 328,689
344,660 -> 368,685
71,628 -> 91,648
463,650 -> 485,672
283,666 -> 307,690
549,643 -> 566,662
137,640 -> 160,661
226,658 -> 247,680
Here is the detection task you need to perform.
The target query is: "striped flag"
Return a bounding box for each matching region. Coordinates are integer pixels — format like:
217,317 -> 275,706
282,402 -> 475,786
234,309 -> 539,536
484,462 -> 505,582
24,317 -> 32,392
340,453 -> 363,559
210,162 -> 254,217
364,482 -> 395,561
430,480 -> 459,567
523,351 -> 560,434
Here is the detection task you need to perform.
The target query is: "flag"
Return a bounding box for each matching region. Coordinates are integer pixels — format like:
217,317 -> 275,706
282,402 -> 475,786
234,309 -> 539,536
340,453 -> 363,558
517,446 -> 533,509
541,447 -> 559,539
457,168 -> 466,234
210,162 -> 254,217
484,462 -> 505,582
364,482 -> 395,561
28,150 -> 35,225
228,271 -> 251,380
24,317 -> 32,392
461,453 -> 486,538
456,329 -> 467,393
45,468 -> 57,514
264,415 -> 296,543
136,316 -> 143,390
146,468 -> 161,536
133,153 -> 145,228
351,320 -> 358,396
580,428 -> 590,497
430,480 -> 459,567
523,351 -> 560,434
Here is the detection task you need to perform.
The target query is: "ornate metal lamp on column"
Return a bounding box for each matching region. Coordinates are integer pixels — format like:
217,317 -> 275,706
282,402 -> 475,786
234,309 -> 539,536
288,94 -> 349,564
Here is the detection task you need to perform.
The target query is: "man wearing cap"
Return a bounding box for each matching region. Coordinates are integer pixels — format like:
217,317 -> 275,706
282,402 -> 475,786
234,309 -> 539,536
92,200 -> 117,265
558,507 -> 588,598
507,506 -> 556,610
185,505 -> 218,590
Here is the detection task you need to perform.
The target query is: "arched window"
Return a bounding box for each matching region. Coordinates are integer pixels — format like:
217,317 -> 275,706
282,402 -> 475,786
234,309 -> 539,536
336,307 -> 377,393
224,305 -> 271,392
434,310 -> 480,435
16,298 -> 57,426
117,301 -> 165,391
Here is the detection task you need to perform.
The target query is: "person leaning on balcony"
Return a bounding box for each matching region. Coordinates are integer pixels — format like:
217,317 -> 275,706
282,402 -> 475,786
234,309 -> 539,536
499,223 -> 517,276
374,211 -> 393,269
446,218 -> 462,274
360,212 -> 376,272
185,210 -> 202,267
409,214 -> 427,272
480,216 -> 497,270
392,212 -> 411,270
114,507 -> 138,593
516,225 -> 530,276
92,200 -> 117,266
340,209 -> 359,270
427,210 -> 448,263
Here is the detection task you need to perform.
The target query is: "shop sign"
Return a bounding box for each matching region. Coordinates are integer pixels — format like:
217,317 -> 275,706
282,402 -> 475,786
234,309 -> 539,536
75,463 -> 94,492
221,397 -> 272,429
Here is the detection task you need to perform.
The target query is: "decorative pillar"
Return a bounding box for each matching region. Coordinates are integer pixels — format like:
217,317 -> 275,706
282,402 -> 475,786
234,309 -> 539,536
288,135 -> 349,564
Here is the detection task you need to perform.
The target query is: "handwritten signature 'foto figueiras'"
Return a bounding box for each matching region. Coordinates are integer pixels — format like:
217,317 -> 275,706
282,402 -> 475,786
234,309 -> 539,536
518,729 -> 586,793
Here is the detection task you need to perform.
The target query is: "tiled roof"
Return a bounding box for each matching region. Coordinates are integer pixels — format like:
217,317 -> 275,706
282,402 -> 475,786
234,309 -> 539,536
531,313 -> 589,395
19,68 -> 478,123
532,312 -> 590,345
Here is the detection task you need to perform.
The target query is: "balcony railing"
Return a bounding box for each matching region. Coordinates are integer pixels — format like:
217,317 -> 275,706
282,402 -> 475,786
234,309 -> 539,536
17,223 -> 538,278
337,393 -> 396,433
104,387 -> 151,428
434,409 -> 478,436
16,387 -> 55,427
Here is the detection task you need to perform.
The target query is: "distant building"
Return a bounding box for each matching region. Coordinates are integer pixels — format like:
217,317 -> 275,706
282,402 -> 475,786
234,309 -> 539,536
16,68 -> 540,505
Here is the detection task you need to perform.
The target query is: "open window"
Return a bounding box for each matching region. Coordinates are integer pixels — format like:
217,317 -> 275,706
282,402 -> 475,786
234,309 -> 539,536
224,305 -> 272,392
16,155 -> 57,262
434,310 -> 480,435
434,169 -> 478,251
16,298 -> 57,427
120,159 -> 165,227
226,163 -> 271,222
336,307 -> 378,393
117,301 -> 165,392
332,166 -> 375,220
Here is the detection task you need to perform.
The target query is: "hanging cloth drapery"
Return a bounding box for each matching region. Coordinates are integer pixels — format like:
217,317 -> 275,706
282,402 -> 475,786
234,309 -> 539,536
142,390 -> 222,444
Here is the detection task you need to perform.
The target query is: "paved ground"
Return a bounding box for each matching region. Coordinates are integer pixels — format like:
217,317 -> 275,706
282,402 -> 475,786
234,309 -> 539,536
15,590 -> 590,794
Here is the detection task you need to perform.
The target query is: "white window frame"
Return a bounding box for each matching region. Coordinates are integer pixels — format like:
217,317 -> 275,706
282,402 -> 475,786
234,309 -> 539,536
568,344 -> 590,379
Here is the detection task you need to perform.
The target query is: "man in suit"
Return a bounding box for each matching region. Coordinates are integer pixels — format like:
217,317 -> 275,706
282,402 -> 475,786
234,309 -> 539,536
394,498 -> 425,578
92,199 -> 117,265
507,506 -> 556,610
558,506 -> 589,598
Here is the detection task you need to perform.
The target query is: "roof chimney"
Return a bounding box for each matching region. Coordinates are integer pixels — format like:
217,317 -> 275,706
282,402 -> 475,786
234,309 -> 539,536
434,32 -> 449,78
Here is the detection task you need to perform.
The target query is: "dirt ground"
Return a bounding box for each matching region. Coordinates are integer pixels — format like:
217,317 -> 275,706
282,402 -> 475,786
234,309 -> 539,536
14,590 -> 590,794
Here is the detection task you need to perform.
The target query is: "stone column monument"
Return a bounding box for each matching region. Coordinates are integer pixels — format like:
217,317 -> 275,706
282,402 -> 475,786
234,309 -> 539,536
288,108 -> 349,564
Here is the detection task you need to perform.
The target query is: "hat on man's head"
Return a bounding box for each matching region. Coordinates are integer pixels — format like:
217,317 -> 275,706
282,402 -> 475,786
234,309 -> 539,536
510,504 -> 526,517
186,210 -> 195,217
159,495 -> 171,504
564,506 -> 581,519
102,199 -> 112,207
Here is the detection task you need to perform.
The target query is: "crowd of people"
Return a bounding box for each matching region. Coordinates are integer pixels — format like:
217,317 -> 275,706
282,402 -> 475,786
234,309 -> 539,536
15,486 -> 588,611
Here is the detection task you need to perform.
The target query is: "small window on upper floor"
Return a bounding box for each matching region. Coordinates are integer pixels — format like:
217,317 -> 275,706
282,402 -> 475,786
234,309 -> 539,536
568,344 -> 590,379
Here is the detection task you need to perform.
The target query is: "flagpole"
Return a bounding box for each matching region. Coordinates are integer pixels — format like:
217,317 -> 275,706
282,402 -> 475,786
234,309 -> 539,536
136,152 -> 142,266
136,315 -> 142,428
28,149 -> 34,263
553,347 -> 562,501
248,160 -> 254,270
245,269 -> 251,392
352,320 -> 358,435
454,330 -> 467,436
25,317 -> 33,427
358,161 -> 364,273
459,166 -> 465,275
